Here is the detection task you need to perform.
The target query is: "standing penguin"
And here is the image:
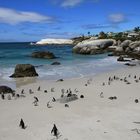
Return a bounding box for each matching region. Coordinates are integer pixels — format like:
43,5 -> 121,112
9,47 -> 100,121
19,118 -> 26,129
51,124 -> 59,139
37,86 -> 41,91
1,93 -> 5,100
33,96 -> 39,106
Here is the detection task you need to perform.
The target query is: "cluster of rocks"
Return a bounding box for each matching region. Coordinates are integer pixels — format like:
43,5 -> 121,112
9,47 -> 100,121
8,49 -> 62,78
72,38 -> 140,60
112,40 -> 140,59
72,39 -> 115,55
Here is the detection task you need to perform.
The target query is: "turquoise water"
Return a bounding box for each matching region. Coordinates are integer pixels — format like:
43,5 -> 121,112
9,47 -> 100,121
0,42 -> 124,86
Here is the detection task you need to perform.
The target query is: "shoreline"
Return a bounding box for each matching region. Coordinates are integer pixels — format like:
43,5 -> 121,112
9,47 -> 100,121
0,61 -> 126,89
15,63 -> 140,90
4,62 -> 137,89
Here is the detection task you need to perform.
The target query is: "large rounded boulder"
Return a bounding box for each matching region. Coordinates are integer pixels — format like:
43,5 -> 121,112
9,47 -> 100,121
0,86 -> 13,94
119,40 -> 132,51
73,39 -> 115,55
10,64 -> 38,78
31,51 -> 56,59
129,41 -> 140,49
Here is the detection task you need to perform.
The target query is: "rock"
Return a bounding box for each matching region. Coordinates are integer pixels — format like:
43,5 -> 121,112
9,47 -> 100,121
113,40 -> 140,60
72,36 -> 91,45
10,64 -> 38,78
117,56 -> 131,62
59,94 -> 78,103
133,47 -> 140,53
51,62 -> 61,65
125,47 -> 132,53
115,46 -> 123,52
73,39 -> 115,55
34,65 -> 44,68
107,46 -> 118,51
31,51 -> 56,59
124,63 -> 136,66
120,40 -> 132,50
36,38 -> 73,45
116,40 -> 122,46
129,41 -> 140,49
117,56 -> 124,61
108,53 -> 114,56
128,52 -> 140,60
90,49 -> 105,55
78,46 -> 101,55
56,79 -> 64,82
0,86 -> 13,94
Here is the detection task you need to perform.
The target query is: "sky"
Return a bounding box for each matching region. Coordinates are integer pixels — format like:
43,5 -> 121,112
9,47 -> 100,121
0,0 -> 140,42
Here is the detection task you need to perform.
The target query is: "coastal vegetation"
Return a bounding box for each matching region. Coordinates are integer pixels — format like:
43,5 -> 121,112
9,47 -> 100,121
72,26 -> 140,42
72,26 -> 140,61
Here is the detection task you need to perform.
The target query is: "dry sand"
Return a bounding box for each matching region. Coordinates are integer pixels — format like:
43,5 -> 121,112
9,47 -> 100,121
1,66 -> 140,140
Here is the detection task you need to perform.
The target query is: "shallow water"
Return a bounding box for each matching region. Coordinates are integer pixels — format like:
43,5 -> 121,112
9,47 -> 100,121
0,42 -> 124,87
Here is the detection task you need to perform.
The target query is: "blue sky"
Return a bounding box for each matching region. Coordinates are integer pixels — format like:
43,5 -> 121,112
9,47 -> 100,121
0,0 -> 140,42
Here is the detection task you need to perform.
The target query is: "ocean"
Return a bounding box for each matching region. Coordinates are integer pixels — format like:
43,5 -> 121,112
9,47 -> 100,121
0,42 -> 124,87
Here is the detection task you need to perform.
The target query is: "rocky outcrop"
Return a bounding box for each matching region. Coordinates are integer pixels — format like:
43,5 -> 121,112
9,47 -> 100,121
112,40 -> 140,59
73,39 -> 115,55
119,40 -> 132,51
10,64 -> 38,78
31,51 -> 56,59
0,86 -> 13,94
36,38 -> 73,45
129,41 -> 140,50
117,40 -> 140,52
51,62 -> 61,65
107,46 -> 118,52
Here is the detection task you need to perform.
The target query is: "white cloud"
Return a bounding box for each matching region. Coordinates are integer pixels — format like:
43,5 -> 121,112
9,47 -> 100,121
0,7 -> 54,25
51,0 -> 99,7
61,0 -> 83,7
109,13 -> 126,24
82,24 -> 112,29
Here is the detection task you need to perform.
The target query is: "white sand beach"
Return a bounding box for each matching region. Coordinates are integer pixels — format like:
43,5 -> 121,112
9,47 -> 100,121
1,66 -> 140,140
